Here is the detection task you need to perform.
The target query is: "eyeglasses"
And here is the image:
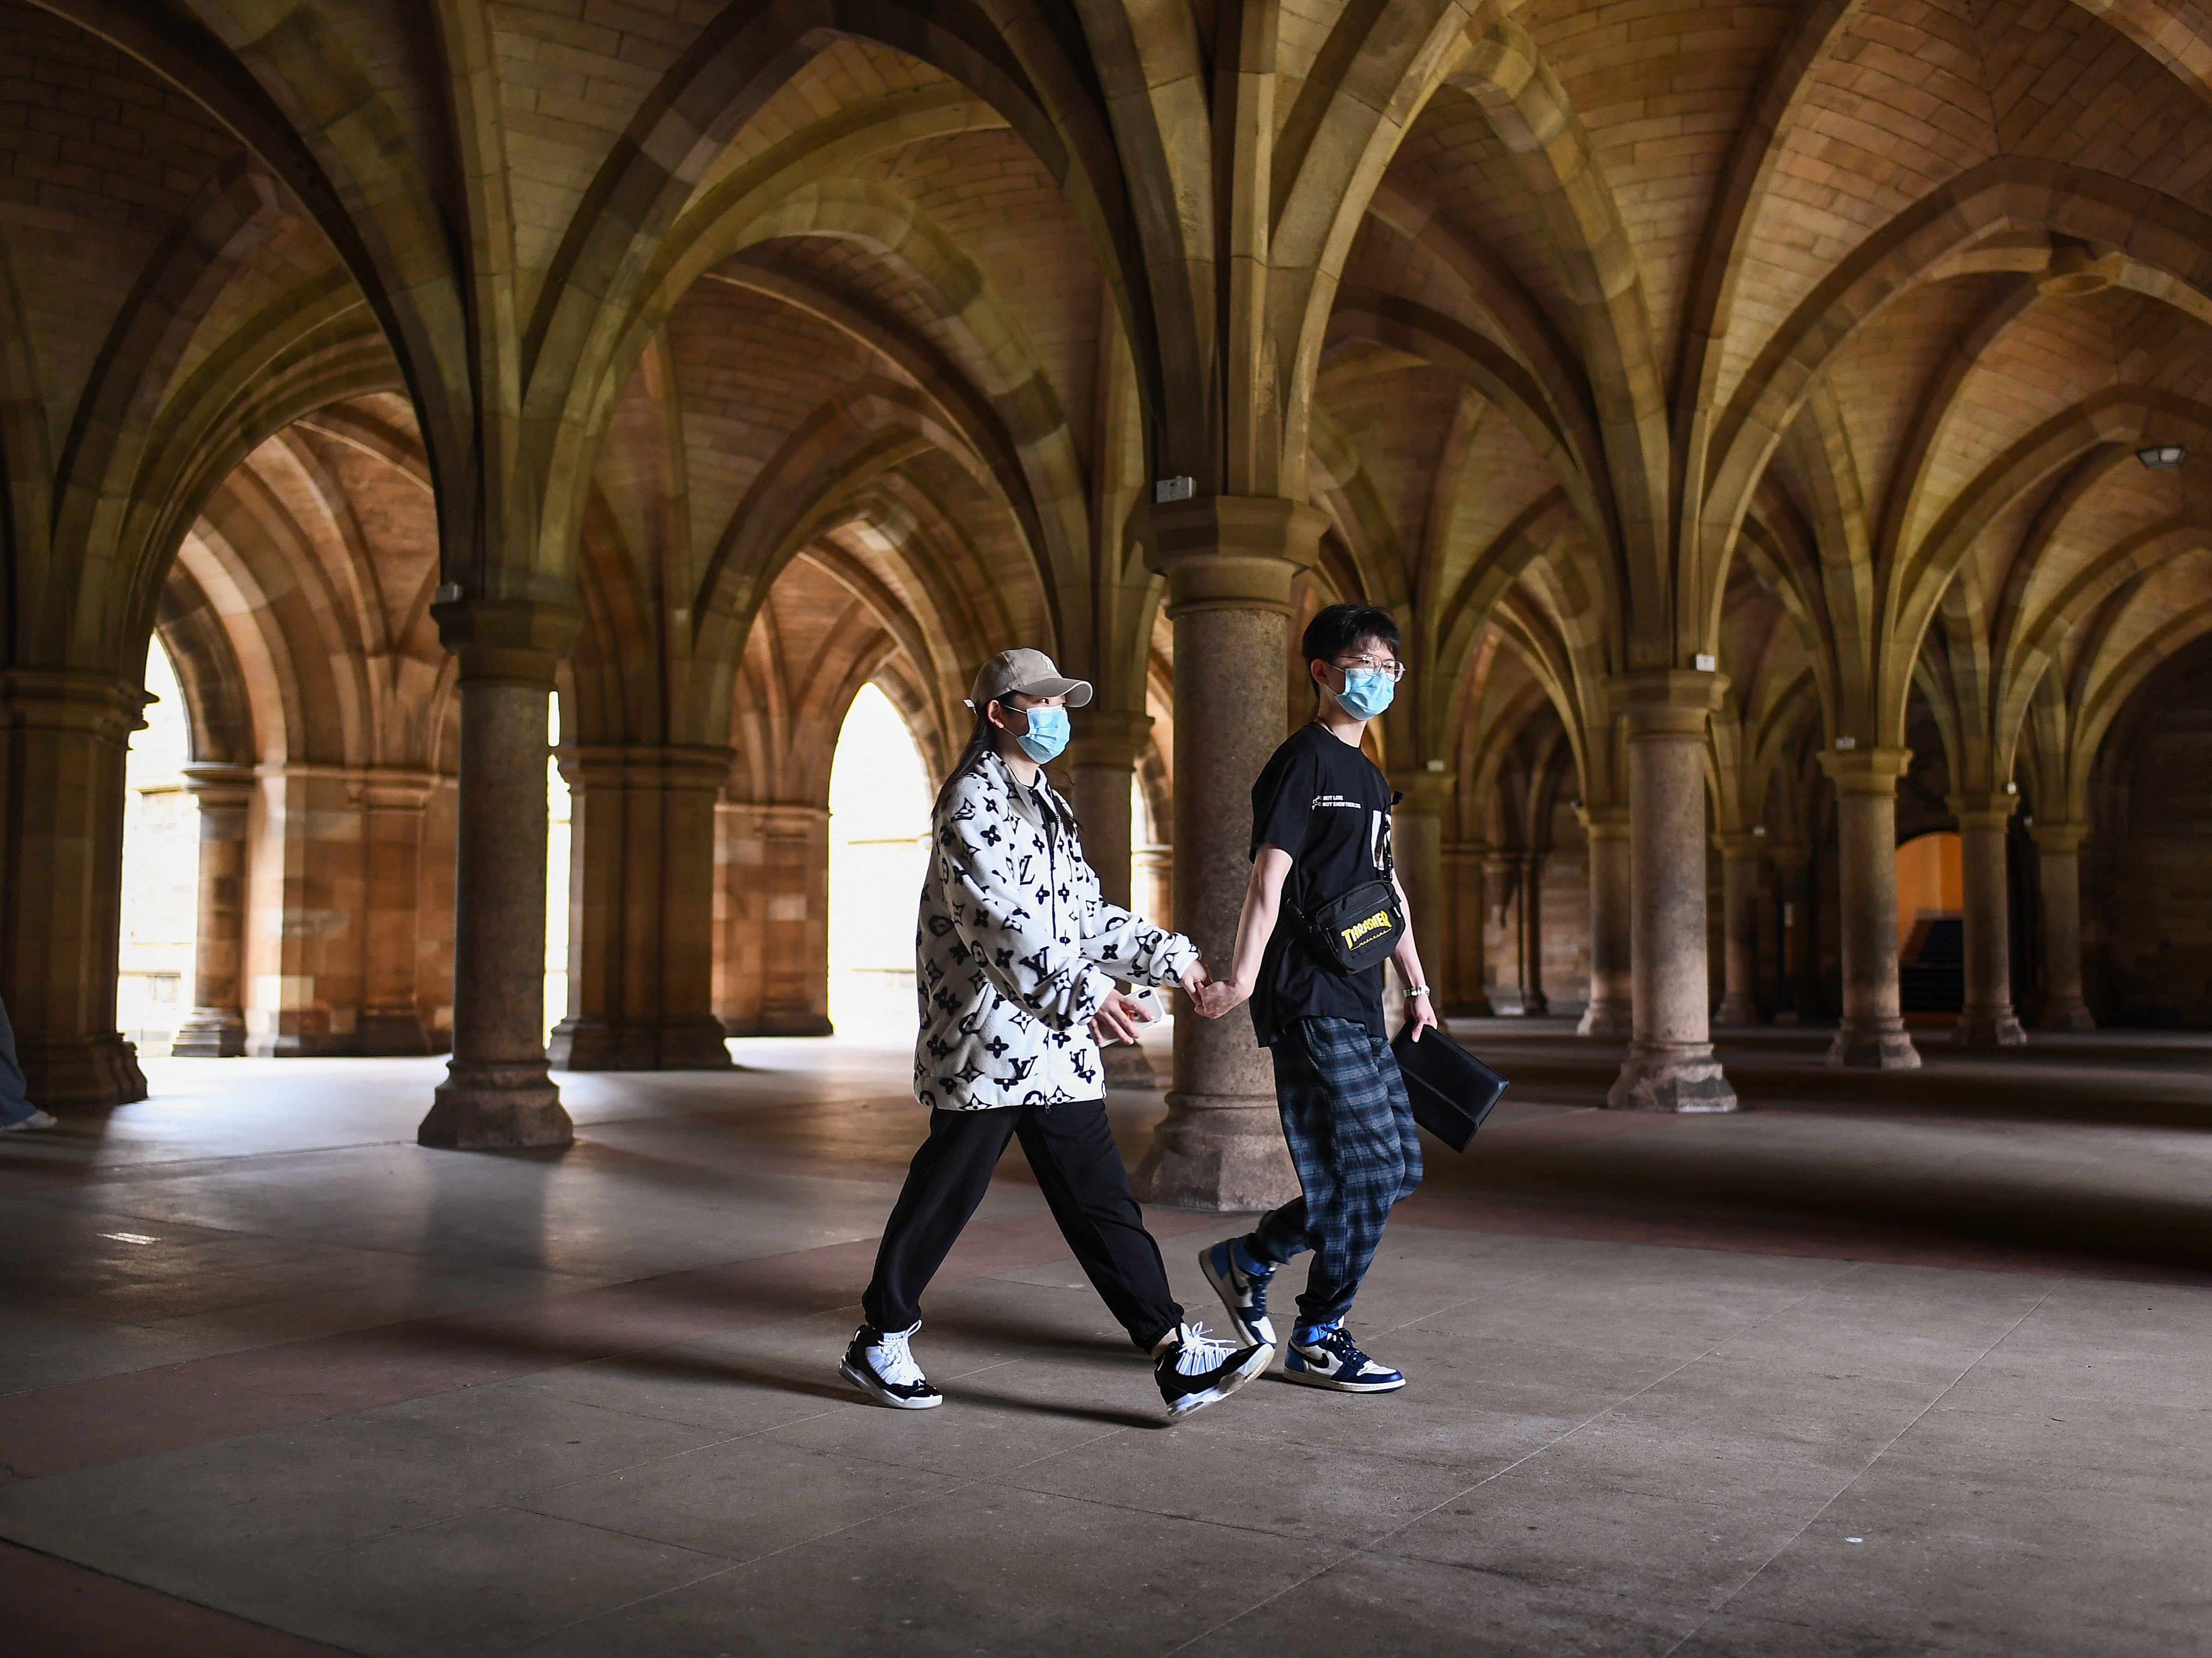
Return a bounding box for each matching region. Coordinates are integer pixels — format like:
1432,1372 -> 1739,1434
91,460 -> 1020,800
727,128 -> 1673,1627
1335,655 -> 1406,682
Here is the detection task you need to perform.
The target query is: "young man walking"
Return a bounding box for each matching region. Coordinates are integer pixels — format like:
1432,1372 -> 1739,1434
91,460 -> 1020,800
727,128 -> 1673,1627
1193,604 -> 1434,1392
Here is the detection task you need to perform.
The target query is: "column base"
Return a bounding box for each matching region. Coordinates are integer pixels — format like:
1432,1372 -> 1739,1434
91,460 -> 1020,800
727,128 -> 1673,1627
1101,1042 -> 1157,1089
418,1062 -> 573,1148
1130,1093 -> 1298,1211
1952,1007 -> 2026,1047
20,1033 -> 147,1106
1713,993 -> 1761,1026
1825,1021 -> 1921,1069
1576,999 -> 1632,1037
1605,1046 -> 1737,1112
550,1015 -> 735,1070
169,1009 -> 246,1058
358,1006 -> 435,1057
2039,998 -> 2095,1032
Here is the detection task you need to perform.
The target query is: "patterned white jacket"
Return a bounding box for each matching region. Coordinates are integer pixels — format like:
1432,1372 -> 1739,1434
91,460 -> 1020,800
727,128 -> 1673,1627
914,750 -> 1197,1110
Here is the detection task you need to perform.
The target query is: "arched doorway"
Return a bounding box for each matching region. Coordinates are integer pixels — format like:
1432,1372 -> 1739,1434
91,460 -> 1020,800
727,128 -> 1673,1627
1896,831 -> 1964,1014
116,638 -> 196,1057
826,684 -> 932,1037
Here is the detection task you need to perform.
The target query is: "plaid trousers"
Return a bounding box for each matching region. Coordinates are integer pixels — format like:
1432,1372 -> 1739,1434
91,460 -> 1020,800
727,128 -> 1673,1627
1248,1015 -> 1422,1327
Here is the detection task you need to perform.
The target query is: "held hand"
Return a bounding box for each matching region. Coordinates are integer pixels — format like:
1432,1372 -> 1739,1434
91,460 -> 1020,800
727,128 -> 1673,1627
1089,989 -> 1155,1046
1403,991 -> 1439,1043
1196,976 -> 1253,1020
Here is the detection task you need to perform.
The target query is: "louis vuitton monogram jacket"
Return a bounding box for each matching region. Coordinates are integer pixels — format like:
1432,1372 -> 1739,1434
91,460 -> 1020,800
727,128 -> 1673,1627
914,750 -> 1197,1110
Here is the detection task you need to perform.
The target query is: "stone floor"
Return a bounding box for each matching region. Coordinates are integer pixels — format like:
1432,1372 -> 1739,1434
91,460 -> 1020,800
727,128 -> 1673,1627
3,1020 -> 2209,1656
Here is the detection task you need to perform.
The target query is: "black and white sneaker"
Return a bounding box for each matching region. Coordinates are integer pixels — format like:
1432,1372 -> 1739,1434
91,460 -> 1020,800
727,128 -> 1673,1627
840,1322 -> 943,1409
1155,1320 -> 1272,1418
1199,1237 -> 1276,1347
1283,1323 -> 1405,1392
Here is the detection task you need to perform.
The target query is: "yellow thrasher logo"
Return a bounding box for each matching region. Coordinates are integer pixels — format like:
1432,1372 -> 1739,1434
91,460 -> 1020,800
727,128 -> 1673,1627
1340,910 -> 1393,949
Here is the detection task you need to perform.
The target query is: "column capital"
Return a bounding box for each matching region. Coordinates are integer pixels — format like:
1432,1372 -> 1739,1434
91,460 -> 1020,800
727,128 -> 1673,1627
1065,711 -> 1154,770
1767,840 -> 1813,875
1817,746 -> 1911,793
2029,819 -> 2089,855
1713,830 -> 1766,861
1387,768 -> 1455,811
1945,790 -> 2018,831
0,667 -> 149,744
1608,669 -> 1728,738
1576,804 -> 1631,839
432,597 -> 580,687
179,761 -> 255,809
558,744 -> 733,794
1141,496 -> 1326,617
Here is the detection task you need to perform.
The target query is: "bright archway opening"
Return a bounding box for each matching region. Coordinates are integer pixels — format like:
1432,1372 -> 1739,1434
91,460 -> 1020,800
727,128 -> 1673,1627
117,637 -> 196,1056
827,684 -> 932,1038
546,697 -> 571,1045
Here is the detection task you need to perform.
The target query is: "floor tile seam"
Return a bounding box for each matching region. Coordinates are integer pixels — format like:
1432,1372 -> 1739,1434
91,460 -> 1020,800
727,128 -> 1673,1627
0,1536 -> 378,1658
985,1475 -> 1316,1542
1395,1196 -> 2212,1289
487,1476 -> 998,1655
1155,1262 -> 1865,1657
1652,1283 -> 2062,1658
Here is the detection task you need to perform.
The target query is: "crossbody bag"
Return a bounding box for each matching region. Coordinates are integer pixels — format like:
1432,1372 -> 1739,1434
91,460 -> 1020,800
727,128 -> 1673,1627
1283,790 -> 1406,974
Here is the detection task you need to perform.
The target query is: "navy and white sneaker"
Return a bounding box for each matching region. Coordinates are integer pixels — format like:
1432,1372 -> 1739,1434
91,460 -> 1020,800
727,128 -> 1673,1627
841,1322 -> 943,1409
1199,1236 -> 1276,1347
1155,1320 -> 1273,1418
1283,1324 -> 1405,1393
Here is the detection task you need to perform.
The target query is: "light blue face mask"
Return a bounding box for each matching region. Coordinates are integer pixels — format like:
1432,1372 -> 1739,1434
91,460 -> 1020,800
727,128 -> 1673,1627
1014,703 -> 1070,763
1334,667 -> 1395,721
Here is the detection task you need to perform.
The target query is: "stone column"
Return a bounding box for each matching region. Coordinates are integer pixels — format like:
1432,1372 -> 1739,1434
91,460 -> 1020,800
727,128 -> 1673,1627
2031,820 -> 2094,1030
551,745 -> 734,1069
1576,806 -> 1632,1034
1482,850 -> 1523,1011
1131,496 -> 1321,1209
1768,841 -> 1815,1024
1714,831 -> 1764,1026
1387,768 -> 1452,1002
1442,841 -> 1493,1015
1819,747 -> 1919,1069
1605,672 -> 1736,1111
1949,792 -> 2025,1046
417,600 -> 578,1150
171,762 -> 252,1057
1515,852 -> 1549,1014
358,769 -> 438,1055
1069,713 -> 1159,1087
714,802 -> 834,1035
0,669 -> 149,1105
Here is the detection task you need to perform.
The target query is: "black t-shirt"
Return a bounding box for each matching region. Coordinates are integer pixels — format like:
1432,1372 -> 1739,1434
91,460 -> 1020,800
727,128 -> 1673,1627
1248,722 -> 1396,1046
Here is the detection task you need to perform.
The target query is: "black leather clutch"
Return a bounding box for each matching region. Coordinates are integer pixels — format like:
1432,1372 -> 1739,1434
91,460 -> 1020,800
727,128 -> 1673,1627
1390,1023 -> 1508,1152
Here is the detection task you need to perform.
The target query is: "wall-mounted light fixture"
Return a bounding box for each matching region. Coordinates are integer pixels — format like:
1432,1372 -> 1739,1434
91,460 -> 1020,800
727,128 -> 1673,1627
2137,444 -> 2187,469
1693,653 -> 1717,672
1153,475 -> 1195,503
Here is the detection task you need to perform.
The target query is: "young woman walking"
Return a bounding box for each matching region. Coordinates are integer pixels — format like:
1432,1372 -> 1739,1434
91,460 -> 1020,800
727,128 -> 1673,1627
840,649 -> 1274,1417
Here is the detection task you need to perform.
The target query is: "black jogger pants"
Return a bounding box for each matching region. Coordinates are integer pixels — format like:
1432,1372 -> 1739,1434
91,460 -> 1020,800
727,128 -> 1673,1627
860,1099 -> 1182,1351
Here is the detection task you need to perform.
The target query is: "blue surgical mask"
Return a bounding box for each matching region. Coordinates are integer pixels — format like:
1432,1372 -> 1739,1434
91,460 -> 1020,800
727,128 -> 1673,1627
1335,668 -> 1395,721
1014,704 -> 1070,763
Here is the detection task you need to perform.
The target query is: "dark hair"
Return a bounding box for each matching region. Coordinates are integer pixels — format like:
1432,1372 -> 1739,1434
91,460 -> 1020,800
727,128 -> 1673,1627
1302,602 -> 1401,669
933,700 -> 1001,818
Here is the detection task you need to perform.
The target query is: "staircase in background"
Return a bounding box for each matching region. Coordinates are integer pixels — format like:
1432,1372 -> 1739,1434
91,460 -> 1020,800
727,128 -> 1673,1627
1899,913 -> 1965,1012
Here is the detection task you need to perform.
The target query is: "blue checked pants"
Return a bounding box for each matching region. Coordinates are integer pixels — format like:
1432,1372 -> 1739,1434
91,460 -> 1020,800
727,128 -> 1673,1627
1247,1015 -> 1422,1327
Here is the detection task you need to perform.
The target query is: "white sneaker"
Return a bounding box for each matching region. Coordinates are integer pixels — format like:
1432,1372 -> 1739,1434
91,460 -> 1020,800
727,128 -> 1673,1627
0,1108 -> 57,1133
840,1322 -> 943,1409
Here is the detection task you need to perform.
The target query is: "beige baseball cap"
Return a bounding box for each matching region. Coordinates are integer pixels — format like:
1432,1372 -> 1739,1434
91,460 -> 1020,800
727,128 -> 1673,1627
965,647 -> 1093,709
